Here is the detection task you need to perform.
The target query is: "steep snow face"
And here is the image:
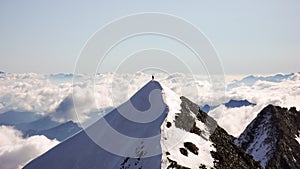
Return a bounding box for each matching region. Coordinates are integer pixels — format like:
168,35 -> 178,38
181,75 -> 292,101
23,81 -> 168,169
160,84 -> 215,168
235,111 -> 276,168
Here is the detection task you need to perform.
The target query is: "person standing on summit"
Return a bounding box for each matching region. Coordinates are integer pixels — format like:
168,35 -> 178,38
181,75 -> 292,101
152,75 -> 154,80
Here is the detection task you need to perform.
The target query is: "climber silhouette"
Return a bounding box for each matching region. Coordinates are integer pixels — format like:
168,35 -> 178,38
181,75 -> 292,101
152,75 -> 154,80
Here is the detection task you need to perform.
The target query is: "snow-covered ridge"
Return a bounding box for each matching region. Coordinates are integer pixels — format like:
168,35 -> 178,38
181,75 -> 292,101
236,111 -> 275,168
160,84 -> 262,169
160,84 -> 215,168
236,105 -> 300,169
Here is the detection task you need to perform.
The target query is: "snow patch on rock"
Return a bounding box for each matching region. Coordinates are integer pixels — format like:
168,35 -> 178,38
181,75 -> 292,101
160,84 -> 215,169
295,131 -> 300,144
236,111 -> 275,168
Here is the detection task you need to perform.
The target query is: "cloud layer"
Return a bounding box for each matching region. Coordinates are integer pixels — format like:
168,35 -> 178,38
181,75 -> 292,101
0,126 -> 59,169
209,73 -> 300,137
0,73 -> 217,123
1,72 -> 299,128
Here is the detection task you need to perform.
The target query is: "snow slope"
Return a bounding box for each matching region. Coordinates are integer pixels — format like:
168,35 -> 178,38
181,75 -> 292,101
24,80 -> 166,169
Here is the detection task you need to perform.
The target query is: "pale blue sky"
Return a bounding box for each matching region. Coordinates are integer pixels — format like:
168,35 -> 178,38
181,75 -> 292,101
0,0 -> 299,75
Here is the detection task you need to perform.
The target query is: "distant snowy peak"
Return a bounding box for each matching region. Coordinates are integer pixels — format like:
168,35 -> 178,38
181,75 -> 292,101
47,73 -> 84,83
48,73 -> 75,79
236,105 -> 300,168
224,99 -> 256,108
235,106 -> 277,168
228,72 -> 299,89
201,99 -> 256,113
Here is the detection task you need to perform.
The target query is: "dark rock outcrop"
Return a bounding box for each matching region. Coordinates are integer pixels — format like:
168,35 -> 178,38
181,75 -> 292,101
236,105 -> 300,169
178,96 -> 262,169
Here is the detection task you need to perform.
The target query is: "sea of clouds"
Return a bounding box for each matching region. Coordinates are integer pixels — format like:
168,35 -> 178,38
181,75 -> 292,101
0,126 -> 58,169
0,72 -> 299,168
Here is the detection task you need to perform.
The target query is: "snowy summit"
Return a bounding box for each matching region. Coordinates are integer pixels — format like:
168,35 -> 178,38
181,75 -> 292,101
23,81 -> 261,169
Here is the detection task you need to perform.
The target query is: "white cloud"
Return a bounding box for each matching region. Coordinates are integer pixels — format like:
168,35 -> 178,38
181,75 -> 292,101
0,73 -> 72,114
0,126 -> 59,169
209,104 -> 266,137
226,74 -> 300,108
0,73 -> 221,116
209,73 -> 300,137
0,72 -> 299,135
50,87 -> 96,123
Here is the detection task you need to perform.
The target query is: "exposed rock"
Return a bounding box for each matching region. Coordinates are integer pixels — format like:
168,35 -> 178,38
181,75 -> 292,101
167,158 -> 191,169
166,122 -> 172,128
179,148 -> 188,156
184,142 -> 199,155
177,96 -> 263,169
236,104 -> 300,169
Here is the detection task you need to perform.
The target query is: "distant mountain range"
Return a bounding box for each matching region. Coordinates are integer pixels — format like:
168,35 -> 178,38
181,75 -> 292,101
0,110 -> 40,125
26,121 -> 81,141
0,110 -> 82,141
48,73 -> 75,79
228,72 -> 299,89
15,116 -> 60,133
201,99 -> 256,113
225,99 -> 256,108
